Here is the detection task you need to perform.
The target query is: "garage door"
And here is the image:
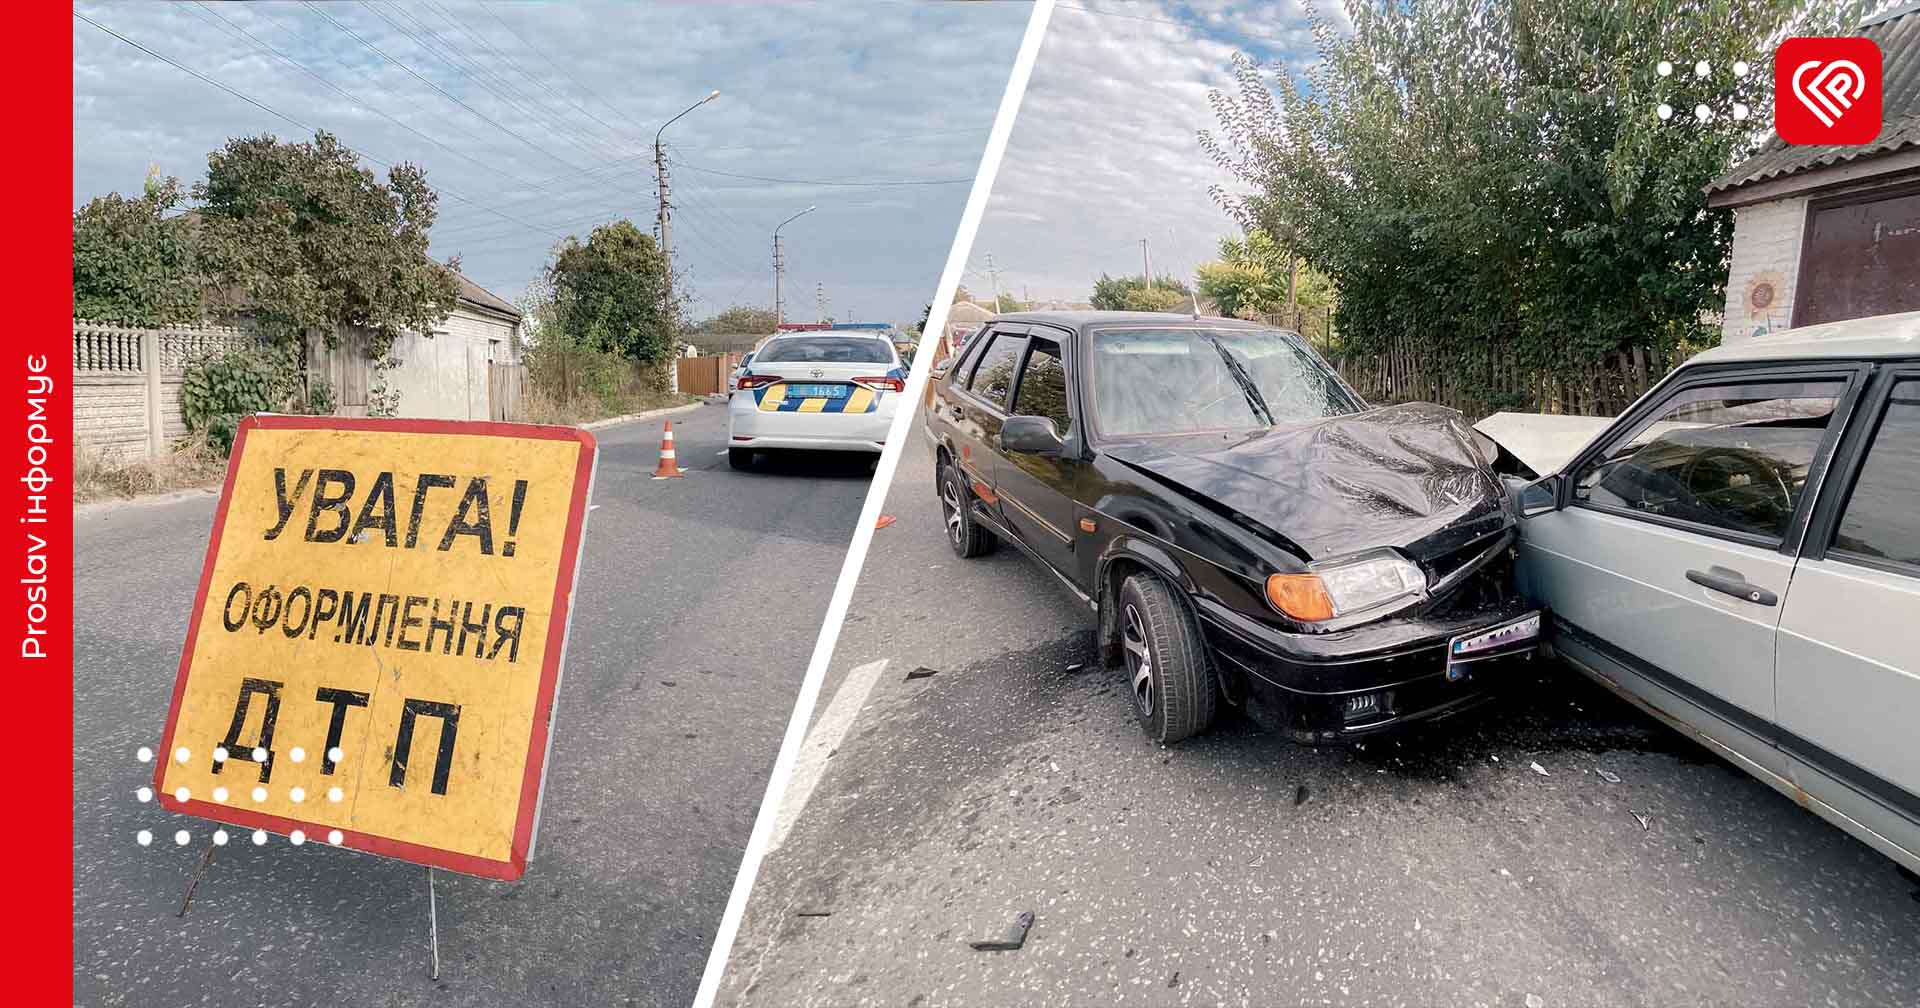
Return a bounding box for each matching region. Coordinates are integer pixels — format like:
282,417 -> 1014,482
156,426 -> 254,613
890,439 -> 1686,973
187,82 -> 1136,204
1797,187 -> 1920,326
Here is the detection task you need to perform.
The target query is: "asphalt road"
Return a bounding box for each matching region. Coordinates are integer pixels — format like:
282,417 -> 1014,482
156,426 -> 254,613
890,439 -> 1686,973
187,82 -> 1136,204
73,402 -> 874,1007
717,437 -> 1920,1008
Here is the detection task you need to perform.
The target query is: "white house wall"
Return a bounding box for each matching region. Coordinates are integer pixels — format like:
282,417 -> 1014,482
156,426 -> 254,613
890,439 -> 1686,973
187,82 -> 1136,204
1720,197 -> 1807,344
352,306 -> 514,420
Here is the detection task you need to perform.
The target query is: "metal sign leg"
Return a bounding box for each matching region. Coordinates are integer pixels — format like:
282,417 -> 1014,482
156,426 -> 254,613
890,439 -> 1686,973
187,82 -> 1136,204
176,840 -> 217,918
427,867 -> 441,980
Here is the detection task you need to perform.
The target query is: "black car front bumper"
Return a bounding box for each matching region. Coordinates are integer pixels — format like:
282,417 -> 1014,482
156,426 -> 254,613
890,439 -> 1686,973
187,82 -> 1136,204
1199,594 -> 1540,743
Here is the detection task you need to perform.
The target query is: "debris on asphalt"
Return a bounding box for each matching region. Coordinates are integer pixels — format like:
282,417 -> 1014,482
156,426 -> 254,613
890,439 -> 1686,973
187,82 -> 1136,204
1248,853 -> 1267,868
875,514 -> 897,529
1294,784 -> 1310,806
905,666 -> 940,681
1526,994 -> 1545,1008
1065,662 -> 1084,672
1631,810 -> 1651,830
969,910 -> 1035,952
1490,754 -> 1500,762
796,910 -> 832,918
1596,769 -> 1621,784
1167,971 -> 1181,989
1530,761 -> 1551,777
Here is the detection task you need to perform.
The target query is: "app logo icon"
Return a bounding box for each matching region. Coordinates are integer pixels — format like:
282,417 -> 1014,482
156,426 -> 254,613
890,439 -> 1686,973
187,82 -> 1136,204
1775,37 -> 1883,145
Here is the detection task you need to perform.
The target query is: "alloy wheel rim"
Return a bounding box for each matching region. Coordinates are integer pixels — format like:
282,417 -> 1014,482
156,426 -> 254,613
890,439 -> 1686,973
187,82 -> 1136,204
941,479 -> 963,545
1123,603 -> 1153,717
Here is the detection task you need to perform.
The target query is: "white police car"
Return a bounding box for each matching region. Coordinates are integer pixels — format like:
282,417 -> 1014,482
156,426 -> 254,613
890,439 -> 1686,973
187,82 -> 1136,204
727,330 -> 906,470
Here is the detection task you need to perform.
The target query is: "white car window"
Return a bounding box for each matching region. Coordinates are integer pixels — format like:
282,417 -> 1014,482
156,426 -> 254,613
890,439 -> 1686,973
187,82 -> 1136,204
1831,378 -> 1920,571
1573,379 -> 1844,544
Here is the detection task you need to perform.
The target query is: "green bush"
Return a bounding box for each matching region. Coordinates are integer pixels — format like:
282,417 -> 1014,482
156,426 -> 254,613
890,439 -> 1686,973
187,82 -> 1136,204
180,345 -> 298,454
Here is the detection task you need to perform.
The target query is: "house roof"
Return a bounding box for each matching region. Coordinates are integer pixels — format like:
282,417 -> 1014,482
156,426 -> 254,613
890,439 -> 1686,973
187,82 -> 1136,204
455,271 -> 521,320
1708,3 -> 1920,198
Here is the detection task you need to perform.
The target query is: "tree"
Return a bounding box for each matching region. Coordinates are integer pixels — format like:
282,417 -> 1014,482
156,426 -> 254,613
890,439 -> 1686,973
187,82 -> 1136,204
72,170 -> 200,325
544,219 -> 677,363
1196,229 -> 1336,341
193,131 -> 459,355
1202,0 -> 1861,388
695,306 -> 778,334
1091,273 -> 1191,312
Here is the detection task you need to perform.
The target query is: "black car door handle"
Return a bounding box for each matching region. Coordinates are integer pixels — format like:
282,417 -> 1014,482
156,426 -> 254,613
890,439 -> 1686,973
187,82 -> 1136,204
1685,567 -> 1778,606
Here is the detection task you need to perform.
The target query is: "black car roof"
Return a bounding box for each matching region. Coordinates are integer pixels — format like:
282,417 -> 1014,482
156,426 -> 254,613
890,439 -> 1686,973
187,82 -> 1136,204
987,310 -> 1276,333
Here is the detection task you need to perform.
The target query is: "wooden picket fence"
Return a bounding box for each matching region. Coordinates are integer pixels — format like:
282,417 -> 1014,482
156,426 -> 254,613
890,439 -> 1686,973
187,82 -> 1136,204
1326,336 -> 1684,419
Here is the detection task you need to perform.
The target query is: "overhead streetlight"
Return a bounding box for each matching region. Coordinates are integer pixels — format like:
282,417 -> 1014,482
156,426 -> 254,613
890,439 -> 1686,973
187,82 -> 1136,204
773,206 -> 818,325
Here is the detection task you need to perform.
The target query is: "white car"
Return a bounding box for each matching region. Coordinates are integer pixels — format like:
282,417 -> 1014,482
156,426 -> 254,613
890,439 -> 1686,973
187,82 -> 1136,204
1483,310 -> 1920,876
727,332 -> 906,470
727,351 -> 755,393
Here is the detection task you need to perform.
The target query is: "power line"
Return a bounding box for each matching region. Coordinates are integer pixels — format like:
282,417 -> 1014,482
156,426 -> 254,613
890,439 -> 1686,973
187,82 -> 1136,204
420,0 -> 639,149
360,0 -> 632,165
188,2 -> 548,194
73,8 -> 574,244
301,1 -> 590,174
671,160 -> 973,188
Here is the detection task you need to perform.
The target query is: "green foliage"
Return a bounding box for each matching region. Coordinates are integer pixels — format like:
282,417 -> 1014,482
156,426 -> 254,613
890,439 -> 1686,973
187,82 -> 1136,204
179,344 -> 299,454
72,172 -> 200,325
193,131 -> 459,356
695,305 -> 778,334
1091,274 -> 1192,313
1202,0 -> 1862,393
367,356 -> 403,418
1196,229 -> 1337,344
301,379 -> 337,416
542,219 -> 679,368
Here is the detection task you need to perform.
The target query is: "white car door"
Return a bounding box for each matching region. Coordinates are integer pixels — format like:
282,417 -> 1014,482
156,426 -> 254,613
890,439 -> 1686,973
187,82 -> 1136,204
1519,365 -> 1864,731
1775,369 -> 1920,826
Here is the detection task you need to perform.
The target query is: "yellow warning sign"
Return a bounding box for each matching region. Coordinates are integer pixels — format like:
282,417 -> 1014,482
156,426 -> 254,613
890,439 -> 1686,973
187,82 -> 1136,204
155,416 -> 596,879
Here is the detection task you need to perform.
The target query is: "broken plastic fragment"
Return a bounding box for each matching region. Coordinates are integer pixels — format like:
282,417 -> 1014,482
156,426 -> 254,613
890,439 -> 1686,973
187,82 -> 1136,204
1530,761 -> 1551,777
905,666 -> 939,681
1631,810 -> 1651,830
969,910 -> 1035,952
1597,769 -> 1621,784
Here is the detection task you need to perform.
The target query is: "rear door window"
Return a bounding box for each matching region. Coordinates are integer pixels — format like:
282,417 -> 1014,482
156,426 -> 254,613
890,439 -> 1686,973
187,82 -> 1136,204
966,332 -> 1027,410
1830,377 -> 1920,571
1011,337 -> 1071,433
1571,377 -> 1846,545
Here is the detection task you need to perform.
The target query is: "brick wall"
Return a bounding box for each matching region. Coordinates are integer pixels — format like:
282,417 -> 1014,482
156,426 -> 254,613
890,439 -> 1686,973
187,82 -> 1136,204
1720,197 -> 1807,345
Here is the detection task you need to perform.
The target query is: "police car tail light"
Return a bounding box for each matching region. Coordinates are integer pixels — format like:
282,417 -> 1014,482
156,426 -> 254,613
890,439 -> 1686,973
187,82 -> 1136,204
853,376 -> 905,392
736,374 -> 783,390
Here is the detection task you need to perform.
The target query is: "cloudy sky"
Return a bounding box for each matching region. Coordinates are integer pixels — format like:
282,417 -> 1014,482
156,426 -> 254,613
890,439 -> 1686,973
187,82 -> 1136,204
72,0 -> 1031,326
971,0 -> 1338,307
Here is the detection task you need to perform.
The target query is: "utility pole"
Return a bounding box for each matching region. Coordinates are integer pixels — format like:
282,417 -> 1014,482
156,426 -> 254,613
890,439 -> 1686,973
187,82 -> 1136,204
985,252 -> 1004,312
1140,238 -> 1152,290
816,282 -> 829,323
773,206 -> 816,325
654,90 -> 720,322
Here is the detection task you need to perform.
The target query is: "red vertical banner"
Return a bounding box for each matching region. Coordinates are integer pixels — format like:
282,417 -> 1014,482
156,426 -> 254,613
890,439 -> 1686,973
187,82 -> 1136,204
4,3 -> 73,1003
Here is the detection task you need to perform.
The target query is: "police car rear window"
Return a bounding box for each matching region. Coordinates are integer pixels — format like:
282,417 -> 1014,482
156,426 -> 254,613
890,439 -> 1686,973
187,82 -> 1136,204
756,337 -> 894,363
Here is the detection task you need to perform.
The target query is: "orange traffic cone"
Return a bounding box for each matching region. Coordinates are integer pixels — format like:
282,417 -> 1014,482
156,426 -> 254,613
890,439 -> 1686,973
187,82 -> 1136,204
651,421 -> 685,479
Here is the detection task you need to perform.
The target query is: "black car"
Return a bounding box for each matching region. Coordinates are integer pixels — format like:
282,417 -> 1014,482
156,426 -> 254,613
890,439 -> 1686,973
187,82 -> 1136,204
923,311 -> 1541,744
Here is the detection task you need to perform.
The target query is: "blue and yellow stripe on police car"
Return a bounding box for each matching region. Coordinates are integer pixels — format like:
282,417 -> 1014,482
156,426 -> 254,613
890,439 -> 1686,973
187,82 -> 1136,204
752,384 -> 880,414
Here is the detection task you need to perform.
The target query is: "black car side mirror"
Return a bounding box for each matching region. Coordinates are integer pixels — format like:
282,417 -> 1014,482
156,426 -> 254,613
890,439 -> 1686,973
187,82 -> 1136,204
1517,473 -> 1563,518
1001,415 -> 1065,456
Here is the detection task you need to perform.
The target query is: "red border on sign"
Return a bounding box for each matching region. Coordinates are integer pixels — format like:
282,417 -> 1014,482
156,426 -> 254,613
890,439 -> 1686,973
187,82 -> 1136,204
151,414 -> 598,880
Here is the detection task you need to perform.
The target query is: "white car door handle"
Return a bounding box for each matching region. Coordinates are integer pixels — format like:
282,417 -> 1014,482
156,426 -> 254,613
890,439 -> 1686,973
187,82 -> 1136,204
1686,566 -> 1778,606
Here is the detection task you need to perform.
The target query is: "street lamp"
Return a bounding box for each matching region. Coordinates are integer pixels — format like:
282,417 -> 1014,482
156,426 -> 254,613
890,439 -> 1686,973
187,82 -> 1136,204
654,90 -> 721,318
773,205 -> 817,325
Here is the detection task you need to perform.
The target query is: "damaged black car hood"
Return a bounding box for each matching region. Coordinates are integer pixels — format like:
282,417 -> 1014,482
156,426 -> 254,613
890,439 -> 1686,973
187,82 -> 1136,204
1102,403 -> 1510,563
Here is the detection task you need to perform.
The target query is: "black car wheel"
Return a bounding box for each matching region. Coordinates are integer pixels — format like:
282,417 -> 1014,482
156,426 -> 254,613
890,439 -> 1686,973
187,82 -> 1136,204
1118,572 -> 1216,744
728,447 -> 754,471
938,462 -> 994,558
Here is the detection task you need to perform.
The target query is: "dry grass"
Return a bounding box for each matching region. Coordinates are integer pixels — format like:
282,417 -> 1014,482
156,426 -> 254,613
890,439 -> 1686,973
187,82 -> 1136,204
73,438 -> 228,503
517,385 -> 697,426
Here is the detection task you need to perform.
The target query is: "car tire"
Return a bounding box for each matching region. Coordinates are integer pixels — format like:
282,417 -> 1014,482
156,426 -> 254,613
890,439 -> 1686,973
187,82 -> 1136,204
728,447 -> 754,471
1117,572 -> 1216,744
938,462 -> 994,558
